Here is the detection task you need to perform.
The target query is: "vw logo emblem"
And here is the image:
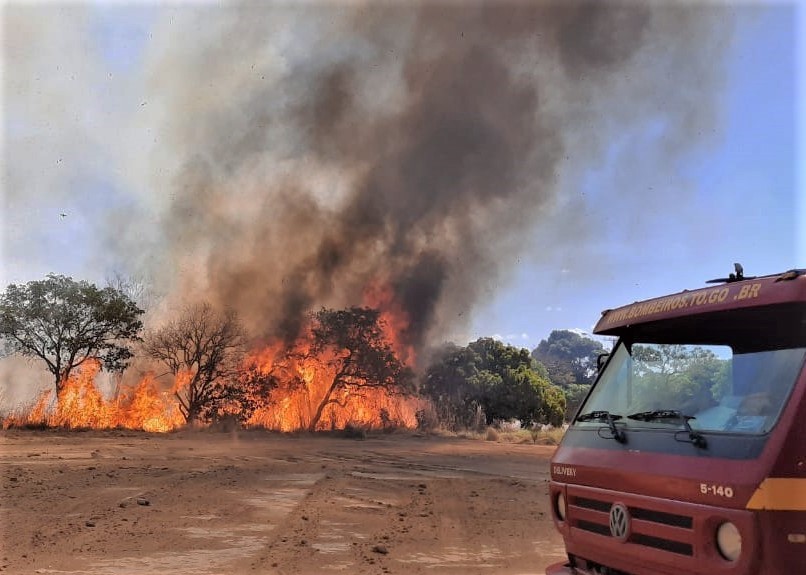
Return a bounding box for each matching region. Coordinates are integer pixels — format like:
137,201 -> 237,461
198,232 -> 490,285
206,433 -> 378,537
609,503 -> 631,541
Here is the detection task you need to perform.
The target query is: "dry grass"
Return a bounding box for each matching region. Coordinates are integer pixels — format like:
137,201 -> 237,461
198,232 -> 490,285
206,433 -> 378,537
491,428 -> 566,445
1,398 -> 567,446
437,425 -> 565,446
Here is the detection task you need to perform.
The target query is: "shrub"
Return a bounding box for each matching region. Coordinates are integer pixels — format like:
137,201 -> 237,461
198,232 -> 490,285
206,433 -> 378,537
415,404 -> 440,433
470,404 -> 487,433
208,414 -> 241,433
379,407 -> 397,433
342,422 -> 367,440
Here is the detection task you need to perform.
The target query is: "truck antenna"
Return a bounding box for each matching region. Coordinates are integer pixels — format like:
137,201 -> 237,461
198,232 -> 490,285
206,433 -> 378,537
706,262 -> 753,284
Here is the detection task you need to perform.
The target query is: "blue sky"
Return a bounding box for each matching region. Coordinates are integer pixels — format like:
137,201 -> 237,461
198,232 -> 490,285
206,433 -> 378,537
471,3 -> 803,347
1,2 -> 803,354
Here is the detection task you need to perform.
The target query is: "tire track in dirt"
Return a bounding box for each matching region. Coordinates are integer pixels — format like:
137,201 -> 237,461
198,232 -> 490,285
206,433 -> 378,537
239,448 -> 556,574
1,431 -> 563,575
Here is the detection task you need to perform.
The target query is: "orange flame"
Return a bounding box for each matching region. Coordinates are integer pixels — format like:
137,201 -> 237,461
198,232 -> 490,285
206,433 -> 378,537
246,338 -> 420,431
3,284 -> 422,432
2,360 -> 183,431
363,280 -> 416,366
116,375 -> 184,432
246,288 -> 421,431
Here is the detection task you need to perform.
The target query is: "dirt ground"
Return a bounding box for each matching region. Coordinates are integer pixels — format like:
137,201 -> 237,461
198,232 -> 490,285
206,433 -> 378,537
0,429 -> 564,575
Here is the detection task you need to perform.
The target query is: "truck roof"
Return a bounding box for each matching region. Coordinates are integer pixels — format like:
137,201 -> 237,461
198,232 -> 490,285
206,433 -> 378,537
594,268 -> 806,337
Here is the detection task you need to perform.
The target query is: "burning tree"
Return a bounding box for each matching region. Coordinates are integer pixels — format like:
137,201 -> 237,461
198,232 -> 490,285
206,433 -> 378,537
0,274 -> 144,399
304,307 -> 415,432
144,303 -> 255,425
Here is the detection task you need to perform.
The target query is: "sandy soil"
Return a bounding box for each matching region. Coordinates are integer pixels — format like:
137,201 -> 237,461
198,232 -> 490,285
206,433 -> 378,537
0,429 -> 564,575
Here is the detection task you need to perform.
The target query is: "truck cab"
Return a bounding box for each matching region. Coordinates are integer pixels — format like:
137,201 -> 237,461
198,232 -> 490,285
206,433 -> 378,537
547,268 -> 806,575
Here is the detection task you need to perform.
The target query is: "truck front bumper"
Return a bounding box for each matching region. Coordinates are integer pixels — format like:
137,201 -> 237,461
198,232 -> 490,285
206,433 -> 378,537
546,561 -> 577,575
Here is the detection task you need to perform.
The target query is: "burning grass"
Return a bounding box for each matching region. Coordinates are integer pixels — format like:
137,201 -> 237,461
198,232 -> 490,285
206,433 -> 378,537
1,345 -> 421,433
0,300 -> 563,440
240,335 -> 421,433
2,360 -> 183,432
2,298 -> 426,434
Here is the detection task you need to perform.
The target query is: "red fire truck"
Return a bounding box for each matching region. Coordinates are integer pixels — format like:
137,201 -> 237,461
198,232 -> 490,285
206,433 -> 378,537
547,266 -> 806,575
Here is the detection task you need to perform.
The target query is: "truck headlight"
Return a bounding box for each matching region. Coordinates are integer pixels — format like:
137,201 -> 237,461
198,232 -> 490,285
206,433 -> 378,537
716,522 -> 742,561
555,492 -> 567,522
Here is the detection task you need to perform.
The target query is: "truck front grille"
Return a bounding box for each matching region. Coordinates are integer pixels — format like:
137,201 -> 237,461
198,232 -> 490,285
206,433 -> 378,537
630,533 -> 692,556
570,494 -> 695,556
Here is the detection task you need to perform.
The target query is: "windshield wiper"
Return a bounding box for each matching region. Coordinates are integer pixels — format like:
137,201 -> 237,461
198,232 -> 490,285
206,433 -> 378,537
627,410 -> 708,449
576,410 -> 626,443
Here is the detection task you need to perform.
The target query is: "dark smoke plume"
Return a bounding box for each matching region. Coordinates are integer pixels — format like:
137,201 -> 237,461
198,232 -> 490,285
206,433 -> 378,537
145,2 -> 731,352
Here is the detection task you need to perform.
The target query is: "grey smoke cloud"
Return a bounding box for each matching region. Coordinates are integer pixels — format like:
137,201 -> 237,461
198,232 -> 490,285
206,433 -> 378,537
4,2 -> 734,357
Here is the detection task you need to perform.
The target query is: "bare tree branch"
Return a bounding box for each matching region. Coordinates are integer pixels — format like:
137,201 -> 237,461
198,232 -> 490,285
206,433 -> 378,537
144,303 -> 251,424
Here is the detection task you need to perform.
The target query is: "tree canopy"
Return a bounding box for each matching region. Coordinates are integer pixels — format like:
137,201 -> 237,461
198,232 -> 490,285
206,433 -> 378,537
532,330 -> 608,387
0,274 -> 144,396
630,344 -> 729,413
305,307 -> 415,432
532,330 -> 609,419
421,337 -> 565,429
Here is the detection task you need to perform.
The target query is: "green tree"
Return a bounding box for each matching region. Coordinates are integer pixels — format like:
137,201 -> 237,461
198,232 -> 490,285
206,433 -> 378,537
630,344 -> 729,413
480,365 -> 565,427
563,383 -> 591,421
468,337 -> 534,374
421,337 -> 565,428
0,274 -> 144,398
306,307 -> 414,432
468,369 -> 503,423
532,330 -> 608,388
532,330 -> 609,421
537,379 -> 567,427
420,343 -> 483,429
144,303 -> 248,424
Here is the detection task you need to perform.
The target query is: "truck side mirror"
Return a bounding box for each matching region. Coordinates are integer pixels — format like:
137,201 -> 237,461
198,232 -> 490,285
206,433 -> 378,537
597,352 -> 610,372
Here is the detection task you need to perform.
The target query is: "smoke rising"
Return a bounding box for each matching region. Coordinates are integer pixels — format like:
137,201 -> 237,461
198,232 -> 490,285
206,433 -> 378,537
4,2 -> 734,356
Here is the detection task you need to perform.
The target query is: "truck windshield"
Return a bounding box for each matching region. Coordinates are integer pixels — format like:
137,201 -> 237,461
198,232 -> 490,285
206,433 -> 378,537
577,342 -> 805,435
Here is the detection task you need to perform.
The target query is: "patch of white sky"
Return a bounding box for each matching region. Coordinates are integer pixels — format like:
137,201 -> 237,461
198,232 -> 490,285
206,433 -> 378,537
471,3 -> 801,351
1,4 -> 150,286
